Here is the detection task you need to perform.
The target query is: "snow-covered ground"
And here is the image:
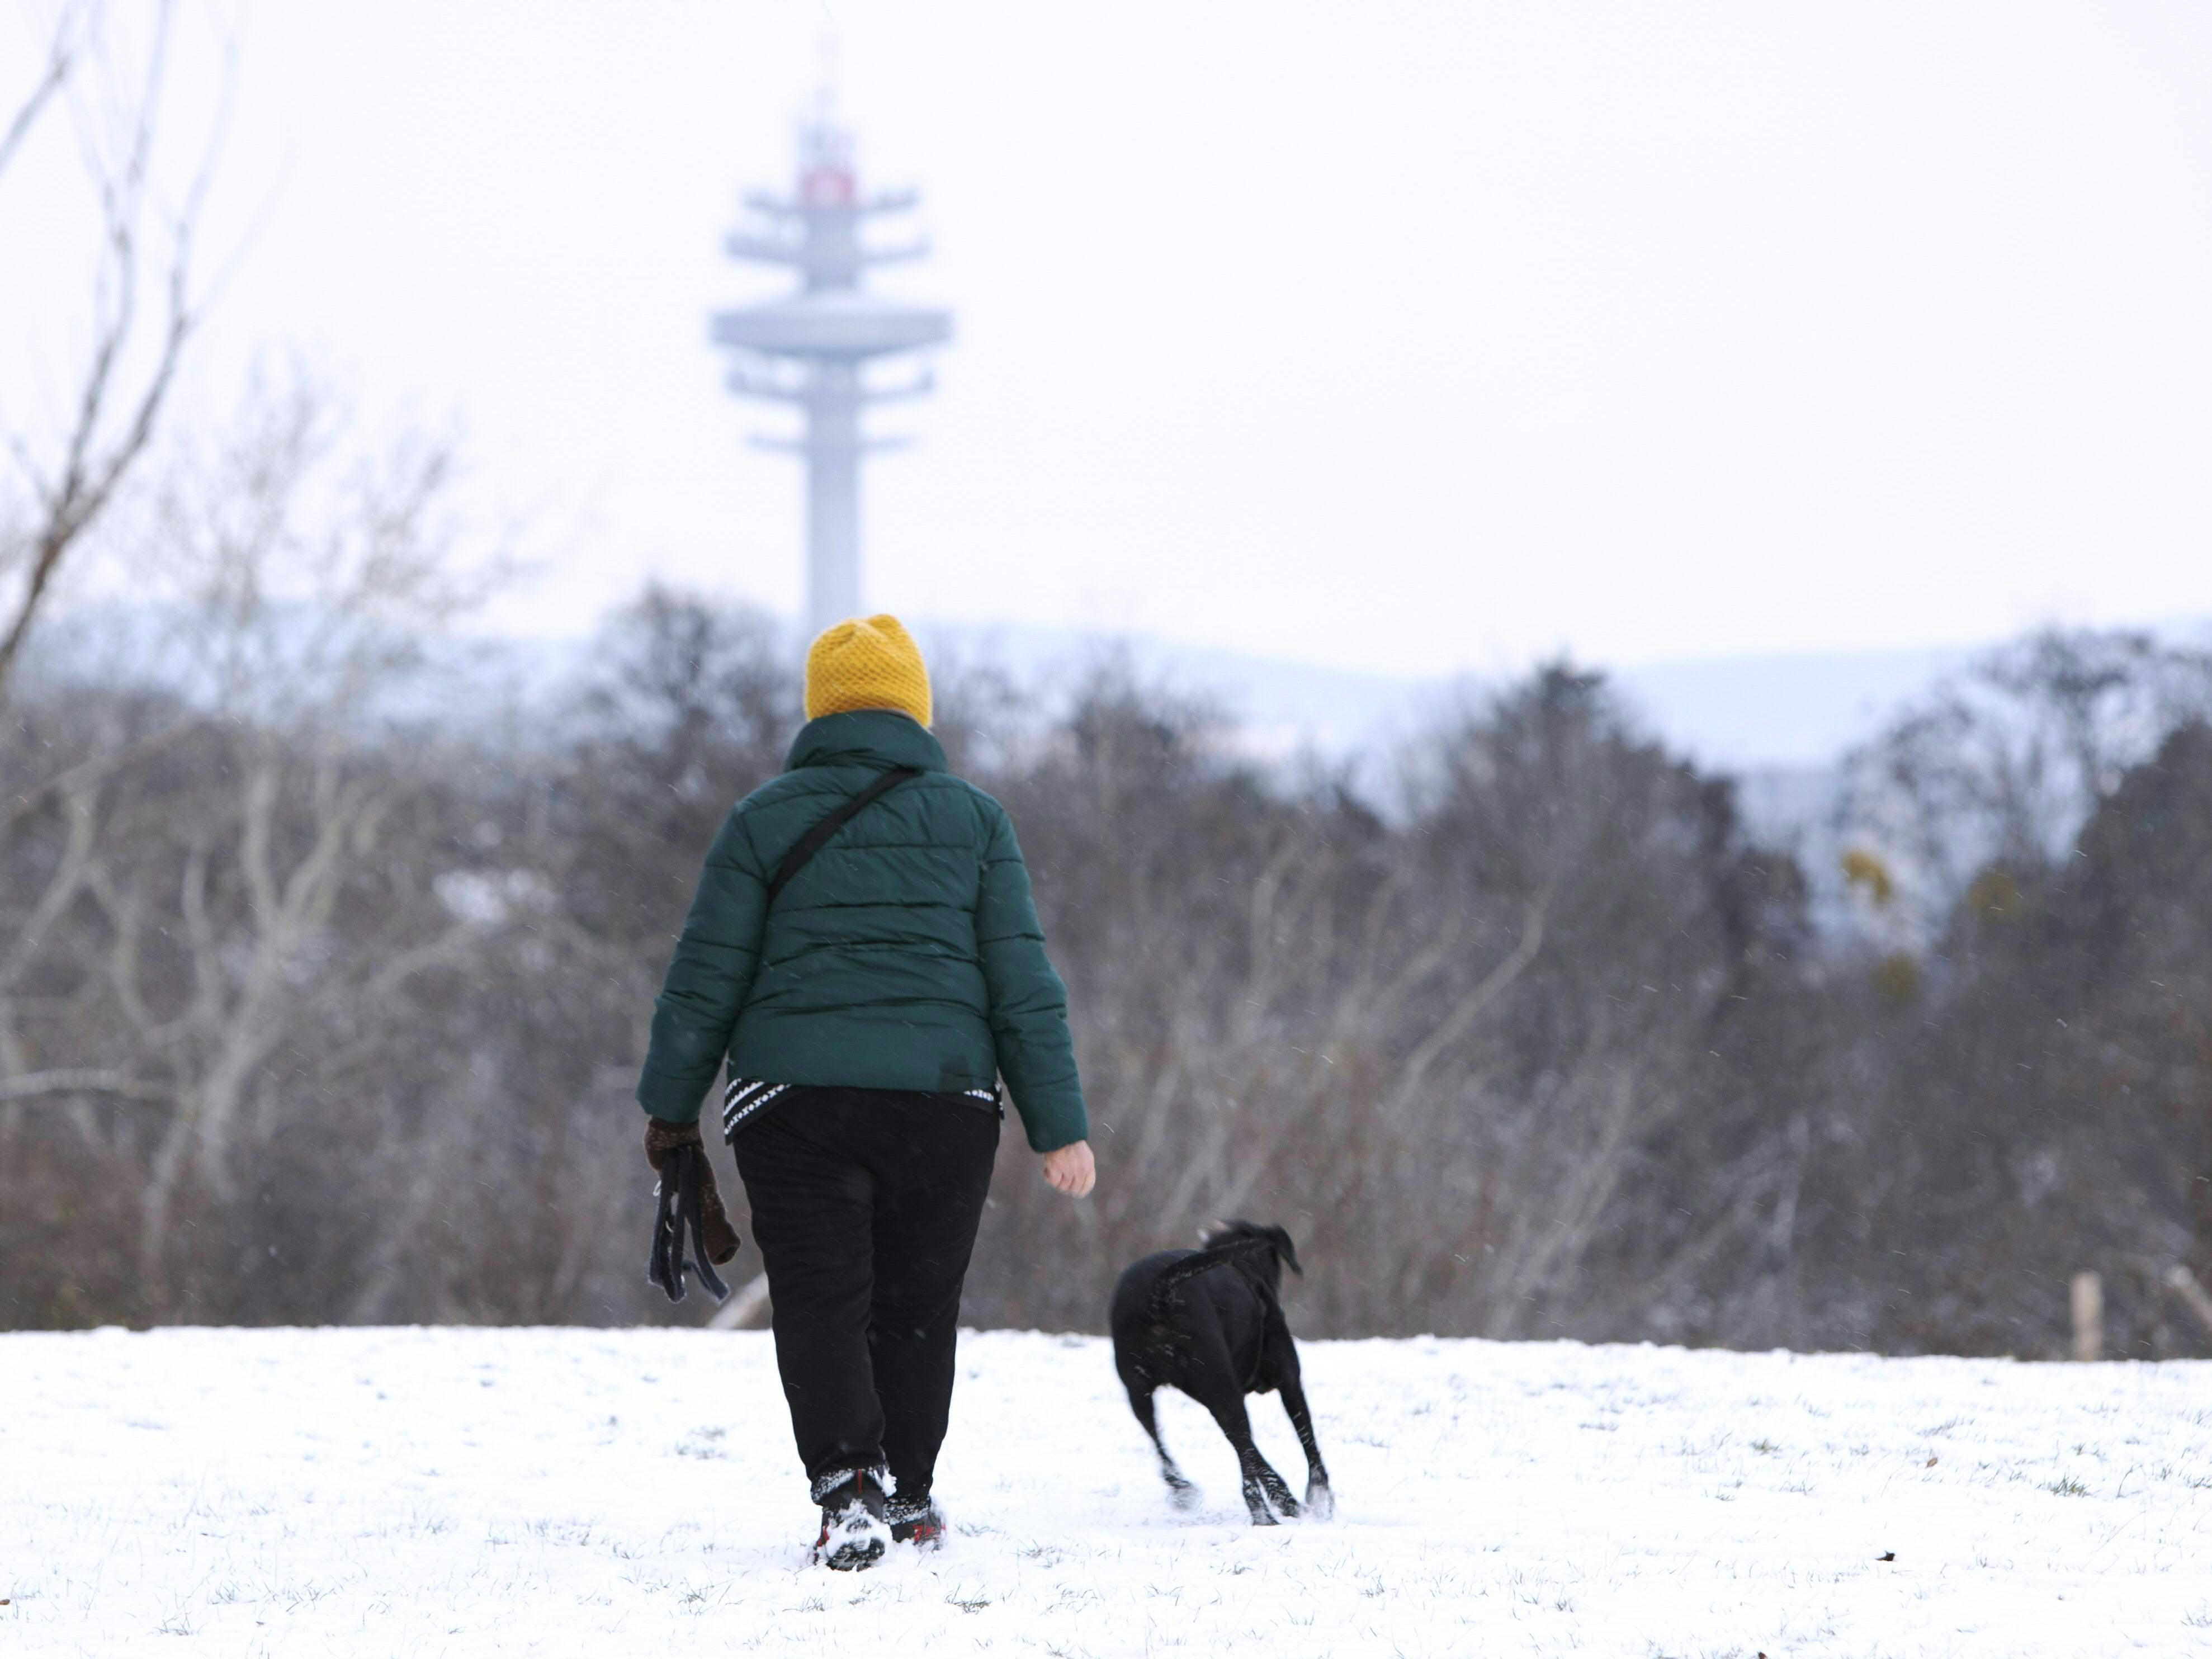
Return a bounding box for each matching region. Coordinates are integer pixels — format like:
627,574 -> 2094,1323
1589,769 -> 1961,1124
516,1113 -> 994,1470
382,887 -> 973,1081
3,1327 -> 2207,1657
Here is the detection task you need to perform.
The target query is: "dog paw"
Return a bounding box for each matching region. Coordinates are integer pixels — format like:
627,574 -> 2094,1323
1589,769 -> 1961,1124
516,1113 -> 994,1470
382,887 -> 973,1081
1247,1509 -> 1281,1526
1303,1483 -> 1335,1521
1168,1483 -> 1202,1513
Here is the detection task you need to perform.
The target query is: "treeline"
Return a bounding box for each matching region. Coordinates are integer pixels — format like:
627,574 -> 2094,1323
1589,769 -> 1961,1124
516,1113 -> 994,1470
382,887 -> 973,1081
5,409 -> 2211,1356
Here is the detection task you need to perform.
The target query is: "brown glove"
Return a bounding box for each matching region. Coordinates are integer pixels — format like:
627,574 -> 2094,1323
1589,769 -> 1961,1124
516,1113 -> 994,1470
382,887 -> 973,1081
645,1117 -> 740,1268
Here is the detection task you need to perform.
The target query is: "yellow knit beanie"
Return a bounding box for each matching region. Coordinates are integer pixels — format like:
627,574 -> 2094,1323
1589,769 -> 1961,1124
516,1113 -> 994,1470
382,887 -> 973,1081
805,613 -> 932,727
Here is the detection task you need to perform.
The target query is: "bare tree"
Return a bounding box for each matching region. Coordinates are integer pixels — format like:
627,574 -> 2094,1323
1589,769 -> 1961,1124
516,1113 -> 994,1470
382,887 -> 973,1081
0,379 -> 493,1310
0,0 -> 229,702
1840,629 -> 2212,937
954,664 -> 1800,1341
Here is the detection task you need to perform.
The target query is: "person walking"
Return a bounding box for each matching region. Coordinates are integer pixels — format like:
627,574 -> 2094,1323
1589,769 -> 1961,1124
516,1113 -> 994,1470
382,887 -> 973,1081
636,615 -> 1095,1571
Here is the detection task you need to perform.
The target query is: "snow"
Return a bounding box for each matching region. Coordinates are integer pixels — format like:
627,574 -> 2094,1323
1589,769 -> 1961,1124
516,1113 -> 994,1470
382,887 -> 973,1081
3,1326 -> 2208,1656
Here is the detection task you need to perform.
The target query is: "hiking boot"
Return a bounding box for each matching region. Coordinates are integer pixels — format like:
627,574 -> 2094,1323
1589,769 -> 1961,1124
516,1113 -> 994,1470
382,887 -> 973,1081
885,1493 -> 947,1551
810,1467 -> 891,1571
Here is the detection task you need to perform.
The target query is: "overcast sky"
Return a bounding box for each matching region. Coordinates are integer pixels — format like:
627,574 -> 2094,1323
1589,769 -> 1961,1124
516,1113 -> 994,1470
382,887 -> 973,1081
8,2 -> 2212,679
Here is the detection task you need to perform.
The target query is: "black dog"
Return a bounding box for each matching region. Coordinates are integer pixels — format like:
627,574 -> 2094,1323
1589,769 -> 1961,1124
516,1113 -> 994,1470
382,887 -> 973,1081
1109,1221 -> 1332,1525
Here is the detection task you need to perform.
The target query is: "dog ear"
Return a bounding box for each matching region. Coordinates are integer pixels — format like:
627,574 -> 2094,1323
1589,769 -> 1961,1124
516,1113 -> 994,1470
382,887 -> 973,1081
1273,1227 -> 1303,1277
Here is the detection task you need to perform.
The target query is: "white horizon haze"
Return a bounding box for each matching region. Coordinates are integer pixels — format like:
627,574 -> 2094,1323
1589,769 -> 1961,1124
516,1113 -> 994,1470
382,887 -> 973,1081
6,2 -> 2212,686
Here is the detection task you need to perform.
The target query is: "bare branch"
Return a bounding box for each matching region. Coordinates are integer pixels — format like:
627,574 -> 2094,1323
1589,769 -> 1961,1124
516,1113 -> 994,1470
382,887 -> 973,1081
0,2 -> 88,182
1384,887 -> 1550,1117
0,716 -> 196,836
0,0 -> 221,705
0,1067 -> 172,1105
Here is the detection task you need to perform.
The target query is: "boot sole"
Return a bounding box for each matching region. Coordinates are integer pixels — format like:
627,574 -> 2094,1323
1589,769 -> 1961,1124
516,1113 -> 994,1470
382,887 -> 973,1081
822,1537 -> 886,1571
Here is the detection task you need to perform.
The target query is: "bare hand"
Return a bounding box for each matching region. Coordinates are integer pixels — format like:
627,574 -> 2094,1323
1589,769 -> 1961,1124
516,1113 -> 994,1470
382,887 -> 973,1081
1040,1140 -> 1095,1198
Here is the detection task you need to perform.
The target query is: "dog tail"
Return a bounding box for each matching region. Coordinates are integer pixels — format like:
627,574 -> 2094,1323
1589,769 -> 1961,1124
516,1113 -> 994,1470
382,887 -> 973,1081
1145,1235 -> 1280,1323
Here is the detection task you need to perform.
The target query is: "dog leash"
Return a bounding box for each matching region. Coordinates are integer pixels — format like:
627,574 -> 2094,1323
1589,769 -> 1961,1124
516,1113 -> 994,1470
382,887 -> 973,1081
646,1141 -> 731,1304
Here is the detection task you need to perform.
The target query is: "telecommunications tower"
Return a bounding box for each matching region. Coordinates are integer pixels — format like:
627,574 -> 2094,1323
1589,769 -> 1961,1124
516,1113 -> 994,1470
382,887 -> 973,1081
711,98 -> 952,637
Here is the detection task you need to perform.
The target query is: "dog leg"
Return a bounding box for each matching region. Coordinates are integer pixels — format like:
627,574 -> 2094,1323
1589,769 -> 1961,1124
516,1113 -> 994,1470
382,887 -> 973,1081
1128,1386 -> 1200,1510
1199,1392 -> 1297,1524
1245,1449 -> 1300,1523
1279,1373 -> 1333,1521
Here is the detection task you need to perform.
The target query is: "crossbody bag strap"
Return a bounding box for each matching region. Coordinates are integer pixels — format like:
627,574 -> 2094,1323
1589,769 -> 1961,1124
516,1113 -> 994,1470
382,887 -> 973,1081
763,765 -> 923,908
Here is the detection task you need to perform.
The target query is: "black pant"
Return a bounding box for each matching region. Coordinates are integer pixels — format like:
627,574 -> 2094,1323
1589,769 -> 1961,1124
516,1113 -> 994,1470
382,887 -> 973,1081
731,1086 -> 1000,1502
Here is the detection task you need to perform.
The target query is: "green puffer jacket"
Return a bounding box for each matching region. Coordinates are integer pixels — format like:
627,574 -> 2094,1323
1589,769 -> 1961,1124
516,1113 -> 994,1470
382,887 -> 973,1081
635,710 -> 1088,1152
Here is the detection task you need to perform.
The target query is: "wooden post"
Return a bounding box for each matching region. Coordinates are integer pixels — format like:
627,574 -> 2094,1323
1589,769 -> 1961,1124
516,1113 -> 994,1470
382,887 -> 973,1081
707,1272 -> 773,1331
2070,1271 -> 2103,1362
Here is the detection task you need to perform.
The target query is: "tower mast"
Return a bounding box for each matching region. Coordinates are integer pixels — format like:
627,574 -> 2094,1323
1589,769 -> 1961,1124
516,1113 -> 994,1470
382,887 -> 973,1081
711,98 -> 952,637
